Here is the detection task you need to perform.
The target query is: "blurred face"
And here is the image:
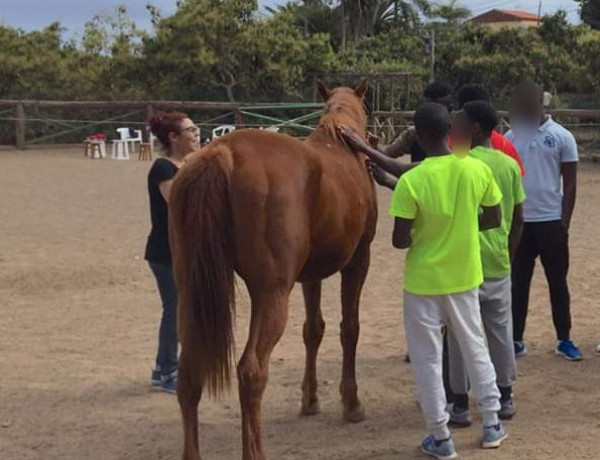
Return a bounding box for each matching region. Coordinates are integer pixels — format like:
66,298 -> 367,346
169,117 -> 199,156
450,111 -> 472,157
509,92 -> 543,143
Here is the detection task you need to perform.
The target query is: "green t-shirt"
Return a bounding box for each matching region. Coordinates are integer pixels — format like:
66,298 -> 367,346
470,146 -> 526,278
389,154 -> 502,295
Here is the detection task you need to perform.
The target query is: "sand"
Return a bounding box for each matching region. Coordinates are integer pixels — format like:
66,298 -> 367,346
1,147 -> 600,460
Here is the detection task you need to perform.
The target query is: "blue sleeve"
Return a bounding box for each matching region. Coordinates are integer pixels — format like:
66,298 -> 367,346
505,130 -> 514,142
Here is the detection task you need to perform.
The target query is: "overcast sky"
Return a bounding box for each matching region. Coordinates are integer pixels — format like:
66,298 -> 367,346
0,0 -> 580,36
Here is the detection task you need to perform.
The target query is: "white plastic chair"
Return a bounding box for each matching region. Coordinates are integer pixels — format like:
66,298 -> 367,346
111,139 -> 130,160
115,127 -> 142,154
212,125 -> 235,140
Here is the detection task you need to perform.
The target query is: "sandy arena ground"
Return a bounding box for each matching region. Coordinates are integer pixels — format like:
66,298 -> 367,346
1,147 -> 600,460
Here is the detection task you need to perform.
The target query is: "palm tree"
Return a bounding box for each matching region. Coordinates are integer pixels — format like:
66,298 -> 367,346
341,0 -> 431,41
430,0 -> 471,25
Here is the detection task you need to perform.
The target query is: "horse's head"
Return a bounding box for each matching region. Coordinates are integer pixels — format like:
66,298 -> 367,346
316,80 -> 368,140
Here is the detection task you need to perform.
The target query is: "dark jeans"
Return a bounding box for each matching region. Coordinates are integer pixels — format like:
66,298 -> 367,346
511,221 -> 571,342
149,262 -> 178,376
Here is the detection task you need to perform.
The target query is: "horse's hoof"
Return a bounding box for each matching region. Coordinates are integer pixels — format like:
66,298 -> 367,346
300,399 -> 320,416
343,403 -> 366,423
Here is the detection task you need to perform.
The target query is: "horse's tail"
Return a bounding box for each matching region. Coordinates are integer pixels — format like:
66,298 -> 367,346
169,143 -> 236,397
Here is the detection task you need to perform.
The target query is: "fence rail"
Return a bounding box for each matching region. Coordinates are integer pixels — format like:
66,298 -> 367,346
1,100 -> 599,153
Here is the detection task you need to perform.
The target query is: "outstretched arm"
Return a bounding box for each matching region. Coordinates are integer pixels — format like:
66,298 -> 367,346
339,125 -> 415,178
367,161 -> 398,190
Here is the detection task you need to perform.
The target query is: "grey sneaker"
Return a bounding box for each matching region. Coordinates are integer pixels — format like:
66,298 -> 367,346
499,398 -> 517,420
421,434 -> 458,460
482,422 -> 508,449
448,404 -> 472,427
160,370 -> 178,395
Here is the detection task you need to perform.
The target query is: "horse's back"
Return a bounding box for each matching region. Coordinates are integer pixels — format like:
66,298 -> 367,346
197,129 -> 376,286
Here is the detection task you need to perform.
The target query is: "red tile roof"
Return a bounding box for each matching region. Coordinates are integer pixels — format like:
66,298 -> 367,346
471,9 -> 541,24
500,9 -> 542,20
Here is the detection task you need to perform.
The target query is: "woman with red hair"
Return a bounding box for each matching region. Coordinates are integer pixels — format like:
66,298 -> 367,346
145,111 -> 198,394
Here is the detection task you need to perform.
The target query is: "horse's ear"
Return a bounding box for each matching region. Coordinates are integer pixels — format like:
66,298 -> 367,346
354,79 -> 368,99
316,79 -> 332,101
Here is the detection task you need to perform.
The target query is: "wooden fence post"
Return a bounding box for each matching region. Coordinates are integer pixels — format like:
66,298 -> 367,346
16,102 -> 26,150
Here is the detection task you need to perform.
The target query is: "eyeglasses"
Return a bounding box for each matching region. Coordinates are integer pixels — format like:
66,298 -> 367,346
179,125 -> 200,134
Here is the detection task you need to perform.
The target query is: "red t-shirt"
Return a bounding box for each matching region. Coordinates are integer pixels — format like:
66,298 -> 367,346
490,130 -> 525,176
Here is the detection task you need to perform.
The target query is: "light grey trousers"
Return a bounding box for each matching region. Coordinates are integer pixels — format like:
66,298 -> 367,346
448,276 -> 517,396
404,289 -> 500,440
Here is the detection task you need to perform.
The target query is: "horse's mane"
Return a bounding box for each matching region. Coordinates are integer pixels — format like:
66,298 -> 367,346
312,88 -> 367,146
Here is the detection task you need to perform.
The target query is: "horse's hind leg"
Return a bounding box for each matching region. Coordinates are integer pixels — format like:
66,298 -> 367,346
178,337 -> 205,460
238,290 -> 289,460
340,243 -> 370,423
300,281 -> 325,416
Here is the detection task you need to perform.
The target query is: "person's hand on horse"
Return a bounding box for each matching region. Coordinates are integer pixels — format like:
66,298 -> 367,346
366,160 -> 390,187
367,132 -> 379,149
338,124 -> 370,153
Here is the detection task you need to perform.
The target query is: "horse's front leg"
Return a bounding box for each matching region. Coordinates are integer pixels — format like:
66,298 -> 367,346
339,243 -> 370,422
300,281 -> 325,416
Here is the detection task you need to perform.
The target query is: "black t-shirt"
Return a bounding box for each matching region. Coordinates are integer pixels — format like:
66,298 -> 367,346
144,158 -> 179,264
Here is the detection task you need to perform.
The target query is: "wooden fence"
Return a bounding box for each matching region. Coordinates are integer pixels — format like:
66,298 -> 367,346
1,100 -> 599,155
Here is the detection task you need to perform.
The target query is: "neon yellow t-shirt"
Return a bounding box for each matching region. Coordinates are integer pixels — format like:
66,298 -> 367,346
470,146 -> 526,278
389,154 -> 502,295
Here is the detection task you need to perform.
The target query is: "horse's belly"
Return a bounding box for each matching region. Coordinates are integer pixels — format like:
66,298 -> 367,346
297,244 -> 356,282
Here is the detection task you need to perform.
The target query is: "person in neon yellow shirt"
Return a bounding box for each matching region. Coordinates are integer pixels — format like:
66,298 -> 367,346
340,103 -> 508,458
446,101 -> 526,428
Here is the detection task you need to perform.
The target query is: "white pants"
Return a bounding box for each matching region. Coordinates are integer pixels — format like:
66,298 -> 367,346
448,276 -> 517,395
404,289 -> 500,440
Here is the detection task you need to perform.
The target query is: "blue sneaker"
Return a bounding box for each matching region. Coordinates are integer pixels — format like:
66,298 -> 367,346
421,434 -> 458,460
482,422 -> 508,449
514,341 -> 528,357
151,367 -> 162,387
556,340 -> 583,361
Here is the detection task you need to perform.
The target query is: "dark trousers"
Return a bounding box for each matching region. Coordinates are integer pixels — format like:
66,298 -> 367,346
511,221 -> 571,342
149,262 -> 179,376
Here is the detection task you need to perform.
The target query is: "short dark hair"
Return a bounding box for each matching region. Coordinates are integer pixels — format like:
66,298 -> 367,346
462,101 -> 499,136
423,81 -> 453,100
457,84 -> 490,108
415,102 -> 450,142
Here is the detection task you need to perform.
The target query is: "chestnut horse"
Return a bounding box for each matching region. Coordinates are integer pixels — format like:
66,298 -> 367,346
169,81 -> 377,460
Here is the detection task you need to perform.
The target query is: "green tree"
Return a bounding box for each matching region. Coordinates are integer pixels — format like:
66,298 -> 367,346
579,0 -> 600,29
430,0 -> 471,25
144,0 -> 335,101
341,0 -> 430,40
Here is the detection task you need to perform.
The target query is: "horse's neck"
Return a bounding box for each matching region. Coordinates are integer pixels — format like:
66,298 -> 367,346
308,117 -> 363,146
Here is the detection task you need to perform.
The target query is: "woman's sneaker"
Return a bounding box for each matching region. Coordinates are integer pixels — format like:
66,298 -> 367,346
421,434 -> 458,460
151,367 -> 162,387
160,370 -> 178,395
482,422 -> 508,449
556,340 -> 583,361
